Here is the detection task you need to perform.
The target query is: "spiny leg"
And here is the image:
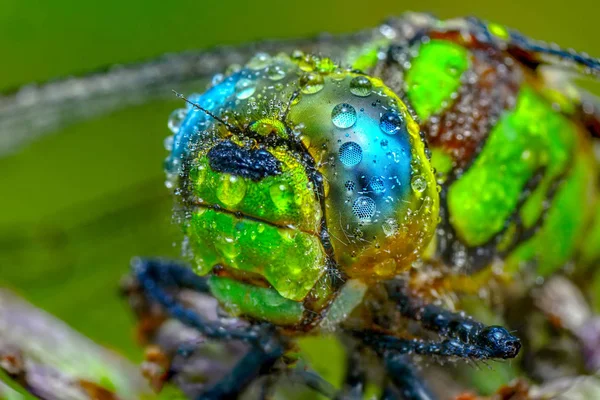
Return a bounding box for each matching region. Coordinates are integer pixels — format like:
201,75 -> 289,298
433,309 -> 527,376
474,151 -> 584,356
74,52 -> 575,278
197,334 -> 283,400
132,257 -> 256,341
385,280 -> 521,359
381,355 -> 436,400
132,258 -> 285,398
357,330 -> 512,360
334,338 -> 435,400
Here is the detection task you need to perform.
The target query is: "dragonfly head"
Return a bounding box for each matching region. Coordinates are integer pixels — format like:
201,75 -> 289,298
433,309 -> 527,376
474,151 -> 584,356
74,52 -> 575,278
164,52 -> 439,289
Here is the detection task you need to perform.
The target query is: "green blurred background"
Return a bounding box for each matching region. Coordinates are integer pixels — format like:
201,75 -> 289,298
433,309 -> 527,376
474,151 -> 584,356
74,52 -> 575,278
0,0 -> 599,384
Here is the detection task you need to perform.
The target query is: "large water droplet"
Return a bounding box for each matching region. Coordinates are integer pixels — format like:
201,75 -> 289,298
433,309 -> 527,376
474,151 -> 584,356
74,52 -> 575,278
300,72 -> 324,94
350,76 -> 372,97
168,108 -> 187,133
382,218 -> 398,237
266,64 -> 286,81
269,183 -> 294,210
235,79 -> 256,100
339,142 -> 363,167
163,135 -> 174,151
379,112 -> 404,135
191,164 -> 207,186
247,52 -> 271,70
411,175 -> 427,193
331,103 -> 357,129
352,196 -> 376,220
217,175 -> 248,206
330,69 -> 346,81
215,236 -> 242,259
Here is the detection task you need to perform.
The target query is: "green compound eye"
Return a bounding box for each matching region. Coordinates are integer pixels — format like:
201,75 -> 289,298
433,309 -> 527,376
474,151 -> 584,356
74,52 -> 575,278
166,52 -> 439,309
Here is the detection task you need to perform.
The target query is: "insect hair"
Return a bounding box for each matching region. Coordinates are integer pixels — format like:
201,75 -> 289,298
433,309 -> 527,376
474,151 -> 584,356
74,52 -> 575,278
172,90 -> 242,134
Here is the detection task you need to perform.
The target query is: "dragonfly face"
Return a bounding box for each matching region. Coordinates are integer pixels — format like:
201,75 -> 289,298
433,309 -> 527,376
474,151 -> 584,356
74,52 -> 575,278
164,53 -> 438,325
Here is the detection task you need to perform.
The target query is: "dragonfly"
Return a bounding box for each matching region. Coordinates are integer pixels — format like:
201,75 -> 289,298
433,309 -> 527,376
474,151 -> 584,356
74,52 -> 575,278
1,12 -> 599,400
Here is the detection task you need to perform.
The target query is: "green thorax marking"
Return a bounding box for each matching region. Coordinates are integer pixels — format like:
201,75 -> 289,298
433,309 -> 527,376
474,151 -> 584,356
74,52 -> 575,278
187,208 -> 326,302
405,40 -> 470,120
190,145 -> 322,233
448,86 -> 576,247
506,150 -> 597,276
208,276 -> 305,326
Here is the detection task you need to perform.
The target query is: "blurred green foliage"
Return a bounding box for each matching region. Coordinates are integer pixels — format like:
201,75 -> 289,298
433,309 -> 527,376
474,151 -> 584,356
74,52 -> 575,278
0,0 -> 599,397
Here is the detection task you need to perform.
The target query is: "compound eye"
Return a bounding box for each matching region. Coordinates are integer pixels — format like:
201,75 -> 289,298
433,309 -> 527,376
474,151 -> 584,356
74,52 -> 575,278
281,66 -> 439,278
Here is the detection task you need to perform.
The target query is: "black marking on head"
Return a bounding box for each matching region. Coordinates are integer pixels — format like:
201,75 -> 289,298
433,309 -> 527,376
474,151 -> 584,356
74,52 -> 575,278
207,140 -> 282,181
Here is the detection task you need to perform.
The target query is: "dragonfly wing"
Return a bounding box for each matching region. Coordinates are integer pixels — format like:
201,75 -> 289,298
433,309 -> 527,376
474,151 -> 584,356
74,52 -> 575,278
0,27 -> 388,157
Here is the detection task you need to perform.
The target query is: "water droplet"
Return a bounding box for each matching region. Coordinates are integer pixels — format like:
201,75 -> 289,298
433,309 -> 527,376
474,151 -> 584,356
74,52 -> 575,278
411,175 -> 427,193
317,58 -> 336,73
345,180 -> 355,192
379,112 -> 404,135
266,64 -> 286,81
247,52 -> 271,70
225,64 -> 242,75
190,163 -> 207,186
217,174 -> 247,206
300,73 -> 324,94
331,103 -> 357,129
382,218 -> 398,237
235,79 -> 256,100
257,223 -> 265,233
339,142 -> 363,167
369,176 -> 386,193
163,135 -> 174,151
380,139 -> 389,149
168,108 -> 187,133
215,236 -> 241,259
330,69 -> 346,81
211,74 -> 224,86
350,76 -> 372,97
296,54 -> 316,72
269,183 -> 294,210
352,196 -> 376,220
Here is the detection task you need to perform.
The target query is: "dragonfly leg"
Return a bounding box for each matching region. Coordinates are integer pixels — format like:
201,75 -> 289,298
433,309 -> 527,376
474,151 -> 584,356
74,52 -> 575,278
381,354 -> 436,400
385,280 -> 521,359
131,257 -> 259,341
195,326 -> 284,400
132,257 -> 292,398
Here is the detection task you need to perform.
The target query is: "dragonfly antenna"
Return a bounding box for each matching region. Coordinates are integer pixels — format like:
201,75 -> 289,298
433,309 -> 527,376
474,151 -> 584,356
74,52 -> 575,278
172,90 -> 242,133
